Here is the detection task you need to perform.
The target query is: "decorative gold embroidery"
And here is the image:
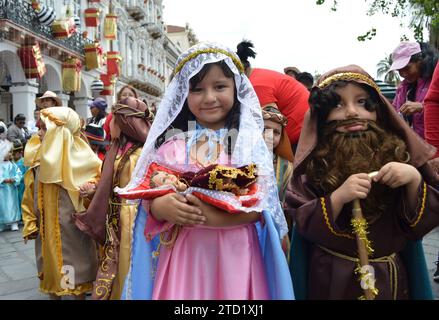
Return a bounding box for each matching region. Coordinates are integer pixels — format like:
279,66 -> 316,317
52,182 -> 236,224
40,109 -> 67,126
318,72 -> 381,93
173,48 -> 245,76
410,182 -> 427,227
208,163 -> 257,192
320,197 -> 354,239
37,181 -> 45,259
351,216 -> 374,256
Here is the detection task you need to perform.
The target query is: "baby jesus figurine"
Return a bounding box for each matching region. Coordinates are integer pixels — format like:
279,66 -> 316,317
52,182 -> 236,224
117,163 -> 261,214
149,163 -> 257,196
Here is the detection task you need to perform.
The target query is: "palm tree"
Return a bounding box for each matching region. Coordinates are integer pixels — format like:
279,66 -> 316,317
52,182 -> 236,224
376,54 -> 400,86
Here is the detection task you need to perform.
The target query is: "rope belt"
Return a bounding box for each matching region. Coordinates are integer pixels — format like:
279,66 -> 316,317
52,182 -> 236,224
109,200 -> 138,206
317,245 -> 398,300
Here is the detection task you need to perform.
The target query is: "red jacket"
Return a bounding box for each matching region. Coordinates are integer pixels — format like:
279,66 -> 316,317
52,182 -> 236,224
424,64 -> 439,158
249,68 -> 309,146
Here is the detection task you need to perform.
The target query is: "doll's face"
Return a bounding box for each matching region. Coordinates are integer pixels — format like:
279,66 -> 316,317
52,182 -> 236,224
187,64 -> 235,131
263,119 -> 282,150
327,83 -> 377,133
151,171 -> 178,187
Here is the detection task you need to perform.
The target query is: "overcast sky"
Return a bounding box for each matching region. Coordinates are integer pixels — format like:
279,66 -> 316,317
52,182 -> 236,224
162,0 -> 420,80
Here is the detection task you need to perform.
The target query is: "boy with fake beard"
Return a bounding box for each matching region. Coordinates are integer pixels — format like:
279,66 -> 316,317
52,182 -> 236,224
286,65 -> 439,300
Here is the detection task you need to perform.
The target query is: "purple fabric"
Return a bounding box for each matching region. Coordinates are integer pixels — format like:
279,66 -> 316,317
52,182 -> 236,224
393,78 -> 432,138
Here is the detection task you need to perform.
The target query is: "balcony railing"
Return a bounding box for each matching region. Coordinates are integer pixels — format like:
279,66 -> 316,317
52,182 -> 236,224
0,0 -> 92,55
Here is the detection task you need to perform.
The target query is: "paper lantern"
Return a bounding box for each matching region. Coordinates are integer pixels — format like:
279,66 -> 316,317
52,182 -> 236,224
104,14 -> 117,40
62,58 -> 82,92
84,8 -> 100,27
100,74 -> 116,96
52,17 -> 76,39
17,43 -> 46,79
106,51 -> 122,76
35,4 -> 56,26
84,42 -> 103,70
91,78 -> 104,94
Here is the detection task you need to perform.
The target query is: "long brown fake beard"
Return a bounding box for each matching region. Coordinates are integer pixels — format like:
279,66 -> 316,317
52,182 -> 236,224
306,119 -> 410,223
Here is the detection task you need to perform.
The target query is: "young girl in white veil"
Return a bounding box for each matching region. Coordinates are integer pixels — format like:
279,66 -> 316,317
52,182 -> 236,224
118,42 -> 294,299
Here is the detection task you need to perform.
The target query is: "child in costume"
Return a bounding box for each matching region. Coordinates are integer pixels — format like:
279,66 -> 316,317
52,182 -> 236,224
84,124 -> 107,161
285,65 -> 439,300
74,97 -> 152,300
262,104 -> 294,258
21,107 -> 102,300
117,42 -> 294,300
12,139 -> 27,216
0,139 -> 22,232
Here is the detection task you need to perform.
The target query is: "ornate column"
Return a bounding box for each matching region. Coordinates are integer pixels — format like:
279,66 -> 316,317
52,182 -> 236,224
9,81 -> 39,121
53,91 -> 71,107
73,97 -> 91,120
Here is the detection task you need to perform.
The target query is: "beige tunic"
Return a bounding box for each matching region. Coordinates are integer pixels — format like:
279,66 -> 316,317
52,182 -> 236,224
22,167 -> 99,296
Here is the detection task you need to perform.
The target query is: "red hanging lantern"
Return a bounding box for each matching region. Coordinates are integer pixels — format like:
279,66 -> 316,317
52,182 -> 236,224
17,42 -> 46,79
100,74 -> 116,96
84,8 -> 100,27
107,51 -> 122,76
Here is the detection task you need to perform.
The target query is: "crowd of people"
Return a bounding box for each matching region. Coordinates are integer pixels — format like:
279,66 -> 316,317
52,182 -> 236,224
0,39 -> 439,300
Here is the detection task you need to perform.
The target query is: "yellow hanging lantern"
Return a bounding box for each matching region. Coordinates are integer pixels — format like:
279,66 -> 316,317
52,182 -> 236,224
62,58 -> 82,92
84,42 -> 103,70
104,14 -> 117,40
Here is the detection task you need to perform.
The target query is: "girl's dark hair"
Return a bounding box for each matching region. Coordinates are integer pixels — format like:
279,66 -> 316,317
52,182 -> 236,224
91,110 -> 107,124
309,81 -> 388,136
155,61 -> 240,155
409,42 -> 439,79
236,40 -> 256,71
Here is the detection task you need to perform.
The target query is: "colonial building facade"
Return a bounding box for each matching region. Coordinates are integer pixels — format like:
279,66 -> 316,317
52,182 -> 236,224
0,0 -> 184,123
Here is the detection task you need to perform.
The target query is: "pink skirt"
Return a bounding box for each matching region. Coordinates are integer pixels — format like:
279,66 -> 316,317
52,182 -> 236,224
152,223 -> 270,300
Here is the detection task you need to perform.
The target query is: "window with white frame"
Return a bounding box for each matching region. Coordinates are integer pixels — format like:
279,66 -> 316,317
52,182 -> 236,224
127,37 -> 134,77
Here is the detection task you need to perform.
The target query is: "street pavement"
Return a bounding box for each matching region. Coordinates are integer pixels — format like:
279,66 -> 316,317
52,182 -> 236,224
0,225 -> 438,300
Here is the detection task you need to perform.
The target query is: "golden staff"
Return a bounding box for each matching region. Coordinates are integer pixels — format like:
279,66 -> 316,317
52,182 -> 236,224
351,171 -> 379,300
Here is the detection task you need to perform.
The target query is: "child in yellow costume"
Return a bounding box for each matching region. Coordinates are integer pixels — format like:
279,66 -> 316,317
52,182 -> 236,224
21,107 -> 102,300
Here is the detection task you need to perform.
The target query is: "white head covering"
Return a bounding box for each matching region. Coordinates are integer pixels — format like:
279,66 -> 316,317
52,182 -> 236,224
118,42 -> 288,237
0,139 -> 12,161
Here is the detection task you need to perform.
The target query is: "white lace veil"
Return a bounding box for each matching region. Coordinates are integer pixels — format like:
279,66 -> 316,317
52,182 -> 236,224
118,42 -> 288,238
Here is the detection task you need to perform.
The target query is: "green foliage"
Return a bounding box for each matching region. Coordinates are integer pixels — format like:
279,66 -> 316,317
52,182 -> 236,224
316,0 -> 439,44
357,28 -> 377,41
376,54 -> 401,86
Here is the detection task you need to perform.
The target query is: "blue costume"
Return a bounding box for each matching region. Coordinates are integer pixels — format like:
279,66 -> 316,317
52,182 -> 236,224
14,158 -> 27,214
0,161 -> 22,227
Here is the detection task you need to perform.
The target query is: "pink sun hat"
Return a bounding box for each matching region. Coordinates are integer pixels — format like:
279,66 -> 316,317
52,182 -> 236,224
389,42 -> 421,71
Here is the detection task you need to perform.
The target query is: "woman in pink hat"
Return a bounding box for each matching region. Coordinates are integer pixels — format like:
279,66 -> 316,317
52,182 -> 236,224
390,42 -> 438,139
